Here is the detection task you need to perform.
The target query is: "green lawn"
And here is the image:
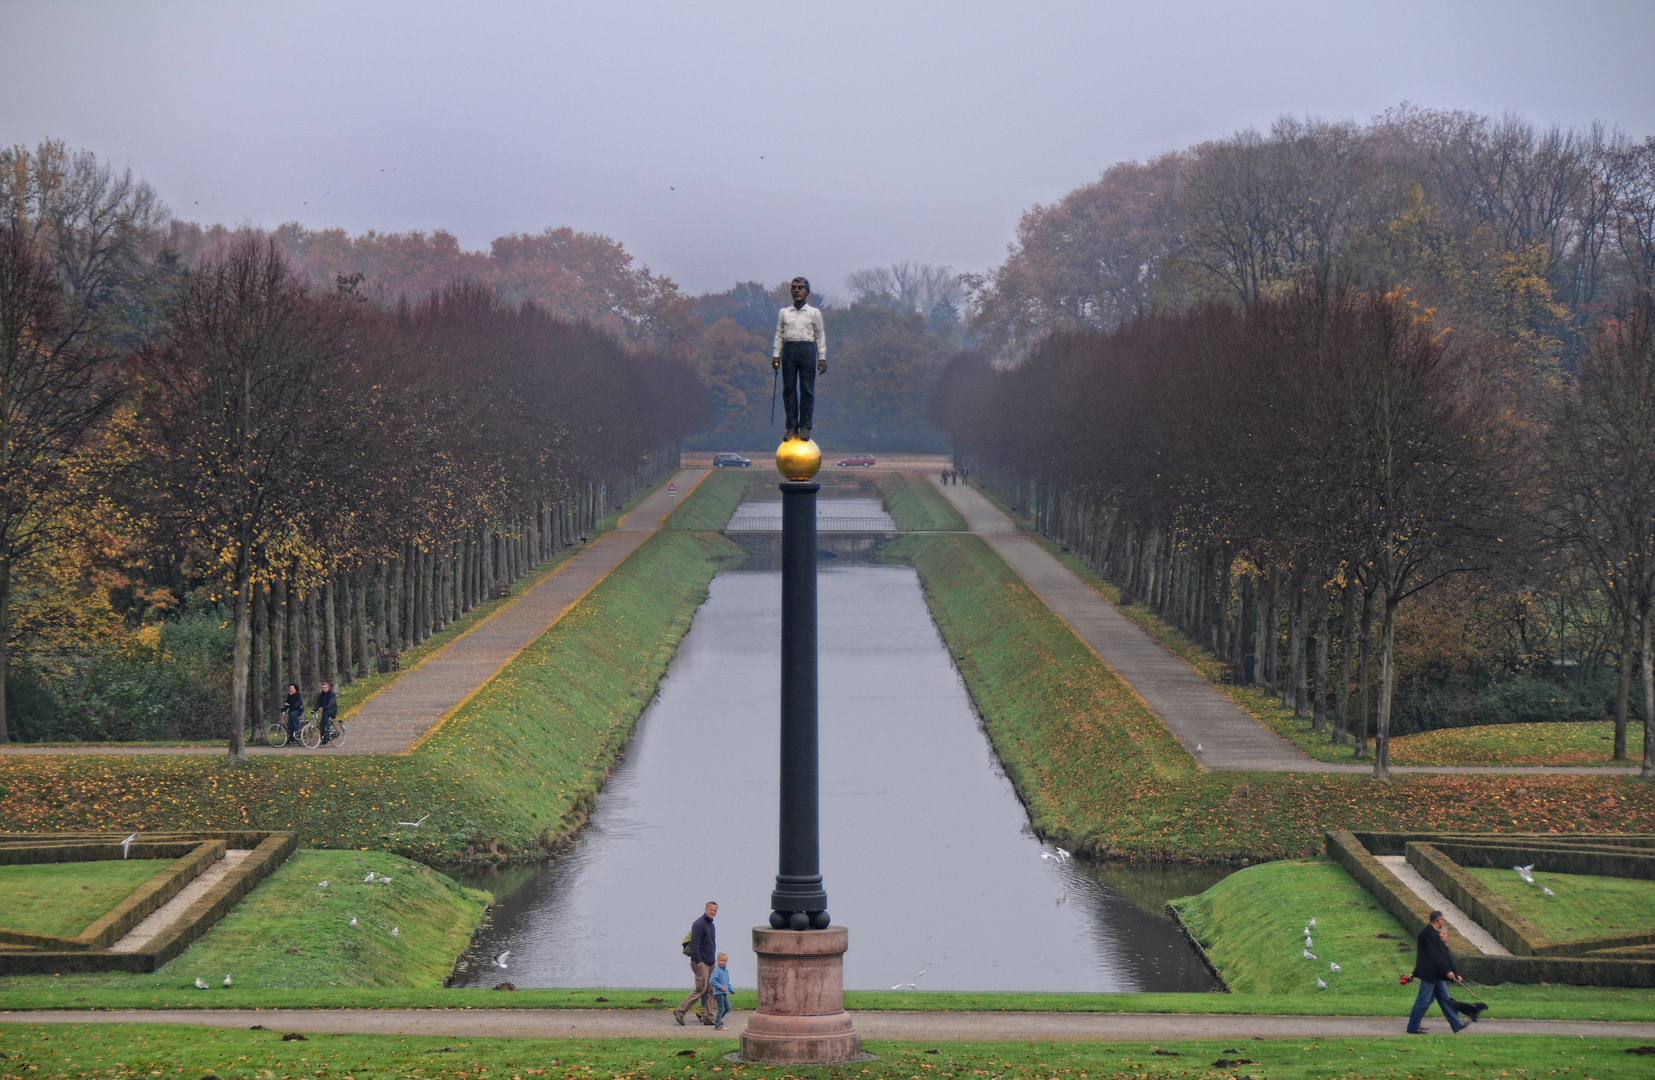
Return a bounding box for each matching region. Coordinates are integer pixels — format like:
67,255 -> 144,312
663,469 -> 743,532
0,859 -> 172,938
0,471 -> 747,864
4,1024 -> 1653,1080
1465,867 -> 1655,943
874,472 -> 968,531
0,850 -> 488,994
1391,722 -> 1646,767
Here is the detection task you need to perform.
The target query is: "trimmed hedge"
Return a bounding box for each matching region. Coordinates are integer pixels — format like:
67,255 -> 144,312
1323,830 -> 1479,954
146,832 -> 297,967
1428,840 -> 1655,881
79,841 -> 226,950
0,840 -> 204,865
1406,842 -> 1546,955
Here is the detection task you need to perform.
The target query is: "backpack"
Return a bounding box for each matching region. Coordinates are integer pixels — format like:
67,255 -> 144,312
682,930 -> 693,957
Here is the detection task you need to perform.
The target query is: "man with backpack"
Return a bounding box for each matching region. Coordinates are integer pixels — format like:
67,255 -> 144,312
673,901 -> 718,1026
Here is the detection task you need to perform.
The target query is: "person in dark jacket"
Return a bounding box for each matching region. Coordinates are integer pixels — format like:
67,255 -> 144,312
313,681 -> 338,745
283,684 -> 304,744
1407,911 -> 1467,1033
673,902 -> 717,1026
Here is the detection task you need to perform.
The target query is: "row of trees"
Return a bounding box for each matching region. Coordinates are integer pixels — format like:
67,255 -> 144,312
933,277 -> 1655,779
0,141 -> 704,754
969,108 -> 1655,367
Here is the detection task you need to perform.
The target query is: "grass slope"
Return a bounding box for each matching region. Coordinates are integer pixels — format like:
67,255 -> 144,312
0,860 -> 172,937
1391,722 -> 1646,767
0,851 -> 488,995
1169,858 -> 1653,1016
5,1024 -> 1654,1080
664,469 -> 744,532
1464,867 -> 1655,942
875,472 -> 968,531
0,474 -> 746,864
883,533 -> 1655,861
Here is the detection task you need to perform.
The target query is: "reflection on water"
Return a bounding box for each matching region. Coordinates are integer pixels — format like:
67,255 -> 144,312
453,565 -> 1223,992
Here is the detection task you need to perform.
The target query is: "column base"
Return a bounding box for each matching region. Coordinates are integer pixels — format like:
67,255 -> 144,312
738,926 -> 861,1064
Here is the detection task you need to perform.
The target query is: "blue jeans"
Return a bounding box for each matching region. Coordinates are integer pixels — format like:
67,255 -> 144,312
1408,978 -> 1464,1032
713,992 -> 730,1026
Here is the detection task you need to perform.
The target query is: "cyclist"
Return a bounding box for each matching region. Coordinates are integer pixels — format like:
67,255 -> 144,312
282,684 -> 304,744
313,680 -> 338,745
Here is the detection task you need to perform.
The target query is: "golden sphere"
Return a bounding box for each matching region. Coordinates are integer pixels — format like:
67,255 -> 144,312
775,437 -> 822,481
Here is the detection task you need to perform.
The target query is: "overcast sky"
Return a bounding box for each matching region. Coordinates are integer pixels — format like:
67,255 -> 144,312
3,1 -> 1653,298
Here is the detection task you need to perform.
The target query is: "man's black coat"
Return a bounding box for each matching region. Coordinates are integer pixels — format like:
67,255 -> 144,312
1412,922 -> 1457,981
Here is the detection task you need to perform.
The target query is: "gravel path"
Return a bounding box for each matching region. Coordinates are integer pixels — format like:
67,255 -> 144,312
0,471 -> 708,758
929,478 -> 1641,777
6,1008 -> 1652,1041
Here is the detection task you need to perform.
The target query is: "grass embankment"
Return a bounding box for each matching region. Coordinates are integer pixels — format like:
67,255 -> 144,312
663,468 -> 744,532
1169,858 -> 1653,1017
874,472 -> 967,531
883,532 -> 1655,862
0,851 -> 487,995
1390,722 -> 1646,767
5,1026 -> 1655,1080
0,476 -> 746,864
1464,867 -> 1655,942
0,860 -> 172,938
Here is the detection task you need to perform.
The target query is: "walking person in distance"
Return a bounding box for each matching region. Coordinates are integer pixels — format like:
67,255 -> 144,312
673,901 -> 718,1026
1406,911 -> 1467,1034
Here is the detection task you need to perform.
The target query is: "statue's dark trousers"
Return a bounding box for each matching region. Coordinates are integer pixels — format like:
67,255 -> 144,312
780,340 -> 818,432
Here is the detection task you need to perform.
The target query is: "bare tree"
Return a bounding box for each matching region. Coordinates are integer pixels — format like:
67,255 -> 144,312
845,262 -> 964,319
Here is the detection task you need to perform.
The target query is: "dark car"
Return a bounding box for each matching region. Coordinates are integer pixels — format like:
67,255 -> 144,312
712,452 -> 752,468
835,455 -> 876,467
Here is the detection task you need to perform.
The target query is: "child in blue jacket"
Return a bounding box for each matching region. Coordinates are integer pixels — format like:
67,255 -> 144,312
710,952 -> 733,1030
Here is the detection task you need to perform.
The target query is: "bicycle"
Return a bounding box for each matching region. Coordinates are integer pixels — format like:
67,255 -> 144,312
265,715 -> 291,747
298,707 -> 347,749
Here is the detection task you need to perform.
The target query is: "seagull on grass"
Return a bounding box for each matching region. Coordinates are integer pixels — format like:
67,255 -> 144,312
1329,962 -> 1341,972
1541,886 -> 1555,897
1308,918 -> 1316,928
364,871 -> 378,883
1304,936 -> 1313,948
349,917 -> 357,927
120,833 -> 138,859
195,978 -> 210,990
1316,978 -> 1328,990
223,974 -> 233,987
317,880 -> 330,888
391,926 -> 400,938
1302,949 -> 1317,960
1514,864 -> 1535,884
378,876 -> 393,884
397,815 -> 429,828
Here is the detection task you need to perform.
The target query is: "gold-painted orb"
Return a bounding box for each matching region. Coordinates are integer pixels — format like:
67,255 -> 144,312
775,437 -> 822,481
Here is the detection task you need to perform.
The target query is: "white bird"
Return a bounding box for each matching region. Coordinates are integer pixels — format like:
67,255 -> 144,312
1302,949 -> 1317,960
195,978 -> 209,989
1316,978 -> 1328,989
1304,936 -> 1313,948
1329,962 -> 1341,972
223,974 -> 233,987
349,917 -> 357,927
1055,847 -> 1071,861
120,833 -> 138,859
364,871 -> 378,883
1196,744 -> 1203,752
494,951 -> 510,969
378,876 -> 393,884
317,881 -> 329,888
1308,918 -> 1316,928
1541,886 -> 1555,897
391,926 -> 399,937
1514,864 -> 1535,884
397,815 -> 429,828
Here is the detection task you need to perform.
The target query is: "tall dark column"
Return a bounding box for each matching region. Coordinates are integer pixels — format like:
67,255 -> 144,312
771,478 -> 829,929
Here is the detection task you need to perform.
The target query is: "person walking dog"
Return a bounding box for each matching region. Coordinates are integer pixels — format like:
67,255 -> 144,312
1406,911 -> 1467,1034
674,901 -> 718,1026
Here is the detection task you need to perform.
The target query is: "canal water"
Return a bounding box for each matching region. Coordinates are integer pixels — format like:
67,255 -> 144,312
454,558 -> 1225,992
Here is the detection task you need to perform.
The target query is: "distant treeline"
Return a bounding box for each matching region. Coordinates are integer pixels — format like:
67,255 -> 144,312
0,141 -> 701,752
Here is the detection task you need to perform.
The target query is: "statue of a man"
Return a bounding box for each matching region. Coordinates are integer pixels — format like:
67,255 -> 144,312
772,276 -> 827,442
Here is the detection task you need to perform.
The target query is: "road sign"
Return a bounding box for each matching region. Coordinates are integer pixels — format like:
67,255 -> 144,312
668,482 -> 677,493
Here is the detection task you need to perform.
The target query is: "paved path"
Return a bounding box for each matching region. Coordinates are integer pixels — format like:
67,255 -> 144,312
0,470 -> 708,758
6,1009 -> 1651,1042
929,479 -> 1643,777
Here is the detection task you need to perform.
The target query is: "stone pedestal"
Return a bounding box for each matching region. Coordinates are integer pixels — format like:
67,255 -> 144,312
739,926 -> 861,1063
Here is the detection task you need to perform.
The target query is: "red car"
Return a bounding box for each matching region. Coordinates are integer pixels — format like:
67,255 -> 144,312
835,455 -> 876,467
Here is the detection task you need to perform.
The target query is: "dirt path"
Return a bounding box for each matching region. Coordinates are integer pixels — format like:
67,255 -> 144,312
0,470 -> 709,758
6,1008 -> 1651,1041
929,478 -> 1642,778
